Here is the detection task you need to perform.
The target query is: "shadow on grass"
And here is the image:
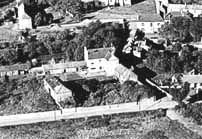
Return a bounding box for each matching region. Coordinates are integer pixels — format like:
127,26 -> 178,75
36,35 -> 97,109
188,91 -> 202,103
63,80 -> 90,107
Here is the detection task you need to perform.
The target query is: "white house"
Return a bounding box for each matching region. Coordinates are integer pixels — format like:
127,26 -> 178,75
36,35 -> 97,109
81,0 -> 132,6
84,9 -> 164,34
42,61 -> 86,75
84,47 -> 119,76
133,14 -> 164,33
0,63 -> 30,77
182,75 -> 202,93
156,0 -> 202,17
44,76 -> 74,108
16,0 -> 32,30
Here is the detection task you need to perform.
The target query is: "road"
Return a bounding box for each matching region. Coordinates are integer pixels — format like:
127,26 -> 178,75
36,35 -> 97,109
0,97 -> 178,127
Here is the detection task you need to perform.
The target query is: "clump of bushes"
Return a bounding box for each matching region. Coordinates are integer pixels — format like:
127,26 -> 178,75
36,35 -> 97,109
175,102 -> 202,125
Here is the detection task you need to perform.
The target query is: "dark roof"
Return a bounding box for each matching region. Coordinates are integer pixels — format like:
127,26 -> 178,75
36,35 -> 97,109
45,76 -> 72,94
0,63 -> 30,72
138,14 -> 164,22
88,47 -> 112,60
45,76 -> 60,89
60,73 -> 83,81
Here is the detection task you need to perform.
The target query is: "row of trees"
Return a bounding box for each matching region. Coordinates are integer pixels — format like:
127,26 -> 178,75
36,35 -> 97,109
145,44 -> 202,74
159,16 -> 202,42
0,20 -> 130,65
49,0 -> 106,21
169,0 -> 202,4
82,80 -> 154,107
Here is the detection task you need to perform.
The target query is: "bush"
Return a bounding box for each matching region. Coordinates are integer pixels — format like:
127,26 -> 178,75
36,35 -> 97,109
142,130 -> 169,139
175,103 -> 202,125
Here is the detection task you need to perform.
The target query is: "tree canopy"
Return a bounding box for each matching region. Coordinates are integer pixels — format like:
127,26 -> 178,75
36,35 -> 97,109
169,0 -> 202,4
159,16 -> 192,42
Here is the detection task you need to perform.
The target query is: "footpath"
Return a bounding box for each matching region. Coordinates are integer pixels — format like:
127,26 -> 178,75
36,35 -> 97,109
0,97 -> 177,127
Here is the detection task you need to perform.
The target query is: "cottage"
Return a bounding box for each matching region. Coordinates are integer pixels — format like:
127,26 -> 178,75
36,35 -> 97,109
134,14 -> 164,34
84,47 -> 119,76
44,76 -> 73,108
42,61 -> 87,75
81,0 -> 132,6
84,7 -> 164,34
156,0 -> 202,18
182,75 -> 202,92
0,63 -> 30,77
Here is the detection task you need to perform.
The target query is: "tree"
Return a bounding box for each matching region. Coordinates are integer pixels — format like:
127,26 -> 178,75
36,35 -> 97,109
54,0 -> 84,21
34,12 -> 43,27
159,16 -> 192,42
190,17 -> 202,42
143,130 -> 169,139
169,82 -> 190,102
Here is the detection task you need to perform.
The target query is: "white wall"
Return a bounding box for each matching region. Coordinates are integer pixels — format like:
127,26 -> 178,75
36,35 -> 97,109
104,57 -> 119,76
19,18 -> 32,30
135,22 -> 164,33
87,58 -> 106,73
168,4 -> 202,17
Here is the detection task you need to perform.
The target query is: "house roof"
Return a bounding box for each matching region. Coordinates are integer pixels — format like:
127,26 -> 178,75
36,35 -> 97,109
168,4 -> 202,10
42,61 -> 86,72
60,72 -> 83,81
88,47 -> 112,60
84,0 -> 157,21
45,76 -> 71,94
165,11 -> 182,20
115,64 -> 138,81
182,75 -> 202,83
138,14 -> 164,22
0,63 -> 30,72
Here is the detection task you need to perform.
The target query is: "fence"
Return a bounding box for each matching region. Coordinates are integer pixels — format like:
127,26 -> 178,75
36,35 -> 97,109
0,97 -> 178,127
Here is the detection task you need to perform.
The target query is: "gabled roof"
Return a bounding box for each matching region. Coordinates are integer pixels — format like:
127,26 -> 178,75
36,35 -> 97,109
88,47 -> 112,60
21,13 -> 31,19
45,76 -> 71,94
0,63 -> 30,72
114,64 -> 138,81
42,61 -> 86,72
138,14 -> 164,22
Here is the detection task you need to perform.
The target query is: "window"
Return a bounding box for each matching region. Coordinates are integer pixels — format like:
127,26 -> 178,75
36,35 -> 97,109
150,23 -> 153,27
99,67 -> 102,70
91,62 -> 94,64
141,23 -> 144,26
